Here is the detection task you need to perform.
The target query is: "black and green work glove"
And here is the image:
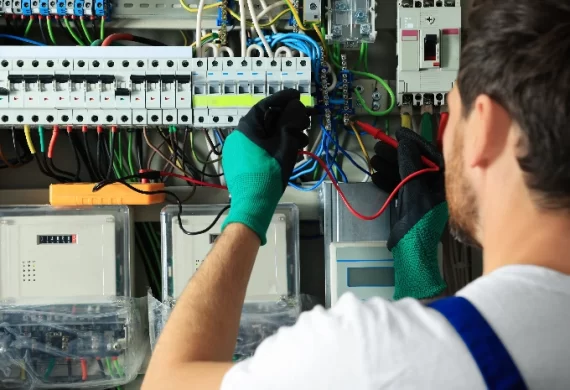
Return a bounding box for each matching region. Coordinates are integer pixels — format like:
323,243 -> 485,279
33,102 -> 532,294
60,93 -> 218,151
221,89 -> 310,245
371,127 -> 448,300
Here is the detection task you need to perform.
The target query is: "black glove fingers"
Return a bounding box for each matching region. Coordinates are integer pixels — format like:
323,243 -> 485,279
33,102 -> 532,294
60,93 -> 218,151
278,100 -> 310,134
396,127 -> 444,168
397,138 -> 424,178
258,89 -> 301,111
373,141 -> 399,167
371,168 -> 400,194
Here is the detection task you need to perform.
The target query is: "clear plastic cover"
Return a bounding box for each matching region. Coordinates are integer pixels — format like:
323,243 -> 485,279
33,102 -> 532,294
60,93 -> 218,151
0,206 -> 133,300
326,0 -> 377,46
161,203 -> 300,303
148,293 -> 305,362
0,297 -> 146,389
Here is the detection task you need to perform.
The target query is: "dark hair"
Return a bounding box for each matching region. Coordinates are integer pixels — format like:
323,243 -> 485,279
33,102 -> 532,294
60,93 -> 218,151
458,0 -> 570,209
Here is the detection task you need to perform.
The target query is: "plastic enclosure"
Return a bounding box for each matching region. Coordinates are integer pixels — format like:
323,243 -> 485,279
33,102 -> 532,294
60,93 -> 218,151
326,0 -> 377,47
157,204 -> 301,360
396,1 -> 461,106
0,205 -> 132,302
49,183 -> 167,206
0,297 -> 146,390
161,203 -> 300,302
0,206 -> 144,389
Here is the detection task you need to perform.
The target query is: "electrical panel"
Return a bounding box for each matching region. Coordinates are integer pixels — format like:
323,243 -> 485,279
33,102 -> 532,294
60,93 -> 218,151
0,0 -> 111,17
0,206 -> 144,389
326,0 -> 377,46
0,47 -> 313,129
162,204 -> 300,303
396,0 -> 461,106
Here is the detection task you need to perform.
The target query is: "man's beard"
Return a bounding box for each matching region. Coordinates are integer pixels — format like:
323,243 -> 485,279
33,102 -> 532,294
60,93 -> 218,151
445,130 -> 482,248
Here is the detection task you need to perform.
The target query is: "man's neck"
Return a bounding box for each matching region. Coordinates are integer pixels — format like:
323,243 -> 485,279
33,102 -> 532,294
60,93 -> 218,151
481,191 -> 570,276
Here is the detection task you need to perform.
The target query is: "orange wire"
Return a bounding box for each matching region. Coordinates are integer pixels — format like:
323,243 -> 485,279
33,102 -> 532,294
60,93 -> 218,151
159,171 -> 227,190
47,125 -> 59,159
0,144 -> 15,168
299,150 -> 440,221
80,358 -> 87,381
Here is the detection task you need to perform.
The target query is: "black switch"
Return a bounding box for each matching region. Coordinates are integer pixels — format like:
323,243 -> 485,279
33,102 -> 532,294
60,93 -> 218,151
0,87 -> 9,96
424,34 -> 438,61
115,88 -> 130,96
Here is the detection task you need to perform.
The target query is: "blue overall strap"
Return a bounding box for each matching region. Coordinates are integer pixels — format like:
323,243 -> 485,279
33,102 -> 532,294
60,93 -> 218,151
427,297 -> 527,390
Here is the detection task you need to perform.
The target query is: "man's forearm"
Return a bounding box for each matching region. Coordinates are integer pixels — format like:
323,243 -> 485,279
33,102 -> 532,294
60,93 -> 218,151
144,224 -> 260,383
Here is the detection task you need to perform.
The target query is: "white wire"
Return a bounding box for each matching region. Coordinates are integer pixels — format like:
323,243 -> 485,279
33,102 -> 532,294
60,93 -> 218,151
201,42 -> 219,57
325,61 -> 337,93
275,46 -> 293,57
218,46 -> 235,57
238,0 -> 247,56
256,2 -> 287,19
259,0 -> 277,34
344,150 -> 371,182
295,128 -> 322,167
195,0 -> 206,56
246,0 -> 273,57
246,44 -> 264,57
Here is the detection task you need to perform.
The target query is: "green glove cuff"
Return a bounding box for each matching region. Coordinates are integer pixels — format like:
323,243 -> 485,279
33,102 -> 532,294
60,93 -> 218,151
391,202 -> 449,300
221,131 -> 283,245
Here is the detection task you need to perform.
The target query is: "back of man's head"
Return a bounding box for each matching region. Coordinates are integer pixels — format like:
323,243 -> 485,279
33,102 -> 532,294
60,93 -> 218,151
458,0 -> 570,210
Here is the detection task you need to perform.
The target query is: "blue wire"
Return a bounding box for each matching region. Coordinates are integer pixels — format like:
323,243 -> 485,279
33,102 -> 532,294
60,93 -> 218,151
0,34 -> 47,46
321,125 -> 371,177
213,129 -> 224,146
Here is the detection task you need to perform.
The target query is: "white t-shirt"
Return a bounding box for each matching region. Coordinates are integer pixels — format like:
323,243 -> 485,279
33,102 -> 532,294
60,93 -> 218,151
221,265 -> 570,389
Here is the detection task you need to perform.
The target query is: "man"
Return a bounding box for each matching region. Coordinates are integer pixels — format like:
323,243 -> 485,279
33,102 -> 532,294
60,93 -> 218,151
143,0 -> 570,388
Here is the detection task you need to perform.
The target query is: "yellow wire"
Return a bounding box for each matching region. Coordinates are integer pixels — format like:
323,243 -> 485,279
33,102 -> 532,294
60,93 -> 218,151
313,24 -> 327,55
350,123 -> 372,173
178,0 -> 222,12
23,125 -> 36,155
191,32 -> 214,47
401,113 -> 412,129
179,30 -> 188,46
227,8 -> 290,27
283,0 -> 317,31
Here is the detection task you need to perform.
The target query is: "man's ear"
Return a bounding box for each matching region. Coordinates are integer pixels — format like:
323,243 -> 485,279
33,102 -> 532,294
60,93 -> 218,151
467,95 -> 512,169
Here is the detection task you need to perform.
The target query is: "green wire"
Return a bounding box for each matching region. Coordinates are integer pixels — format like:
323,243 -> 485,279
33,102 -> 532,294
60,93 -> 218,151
64,18 -> 85,46
100,17 -> 105,40
91,38 -> 103,46
357,43 -> 366,70
127,130 -> 135,176
113,359 -> 124,377
46,17 -> 57,45
143,223 -> 160,265
105,357 -> 114,378
353,72 -> 395,116
421,113 -> 434,143
24,18 -> 33,37
43,358 -> 56,379
79,18 -> 93,43
37,126 -> 45,154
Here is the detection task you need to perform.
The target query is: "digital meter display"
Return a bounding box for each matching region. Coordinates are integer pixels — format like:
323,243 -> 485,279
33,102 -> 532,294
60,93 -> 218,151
347,267 -> 394,287
37,235 -> 77,244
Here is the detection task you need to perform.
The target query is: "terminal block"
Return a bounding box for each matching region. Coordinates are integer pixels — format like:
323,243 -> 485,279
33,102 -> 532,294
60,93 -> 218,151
0,47 -> 313,128
396,1 -> 461,106
0,0 -> 109,17
325,0 -> 377,47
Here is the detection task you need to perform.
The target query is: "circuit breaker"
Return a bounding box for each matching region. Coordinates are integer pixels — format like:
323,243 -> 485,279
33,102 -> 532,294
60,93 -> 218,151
162,204 -> 300,303
0,47 -> 313,128
397,0 -> 461,106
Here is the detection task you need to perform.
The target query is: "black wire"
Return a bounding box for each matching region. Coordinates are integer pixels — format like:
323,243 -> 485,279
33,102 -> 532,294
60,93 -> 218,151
38,17 -> 47,44
200,145 -> 224,181
106,131 -> 115,180
96,359 -> 106,378
131,36 -> 168,46
91,19 -> 97,40
72,130 -> 97,181
43,128 -> 77,181
135,128 -> 143,171
204,130 -> 222,156
57,18 -> 77,44
11,127 -> 22,165
67,360 -> 72,378
83,131 -> 101,181
96,132 -> 105,179
67,131 -> 81,181
93,176 -> 230,236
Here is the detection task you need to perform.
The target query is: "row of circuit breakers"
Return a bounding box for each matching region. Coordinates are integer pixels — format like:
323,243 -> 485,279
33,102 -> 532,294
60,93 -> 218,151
0,47 -> 313,128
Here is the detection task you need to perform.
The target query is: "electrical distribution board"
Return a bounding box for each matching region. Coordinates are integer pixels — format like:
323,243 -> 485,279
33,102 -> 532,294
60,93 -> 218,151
326,0 -> 377,46
397,0 -> 461,106
162,204 -> 300,303
0,206 -> 143,389
0,47 -> 312,128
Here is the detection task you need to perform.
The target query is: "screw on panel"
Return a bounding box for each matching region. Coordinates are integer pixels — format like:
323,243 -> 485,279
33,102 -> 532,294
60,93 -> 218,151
360,24 -> 371,36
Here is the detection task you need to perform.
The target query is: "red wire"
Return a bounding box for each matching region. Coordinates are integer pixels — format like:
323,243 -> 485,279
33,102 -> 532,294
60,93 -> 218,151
80,358 -> 87,381
159,171 -> 228,190
299,150 -> 440,221
47,125 -> 59,159
354,120 -> 438,169
102,33 -> 134,46
437,112 -> 449,149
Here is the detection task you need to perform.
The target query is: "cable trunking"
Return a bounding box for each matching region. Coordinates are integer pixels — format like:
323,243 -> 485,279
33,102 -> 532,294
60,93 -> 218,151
0,46 -> 313,128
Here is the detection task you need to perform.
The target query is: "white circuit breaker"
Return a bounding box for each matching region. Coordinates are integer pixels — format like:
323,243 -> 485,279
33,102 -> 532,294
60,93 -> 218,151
162,204 -> 300,303
0,47 -> 313,128
397,1 -> 461,106
0,206 -> 132,304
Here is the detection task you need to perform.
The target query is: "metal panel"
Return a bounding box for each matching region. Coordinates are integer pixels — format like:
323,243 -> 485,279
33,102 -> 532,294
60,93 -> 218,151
322,182 -> 392,307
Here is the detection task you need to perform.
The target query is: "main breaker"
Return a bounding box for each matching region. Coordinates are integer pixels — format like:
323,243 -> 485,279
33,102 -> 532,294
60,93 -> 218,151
396,0 -> 461,106
0,206 -> 144,389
